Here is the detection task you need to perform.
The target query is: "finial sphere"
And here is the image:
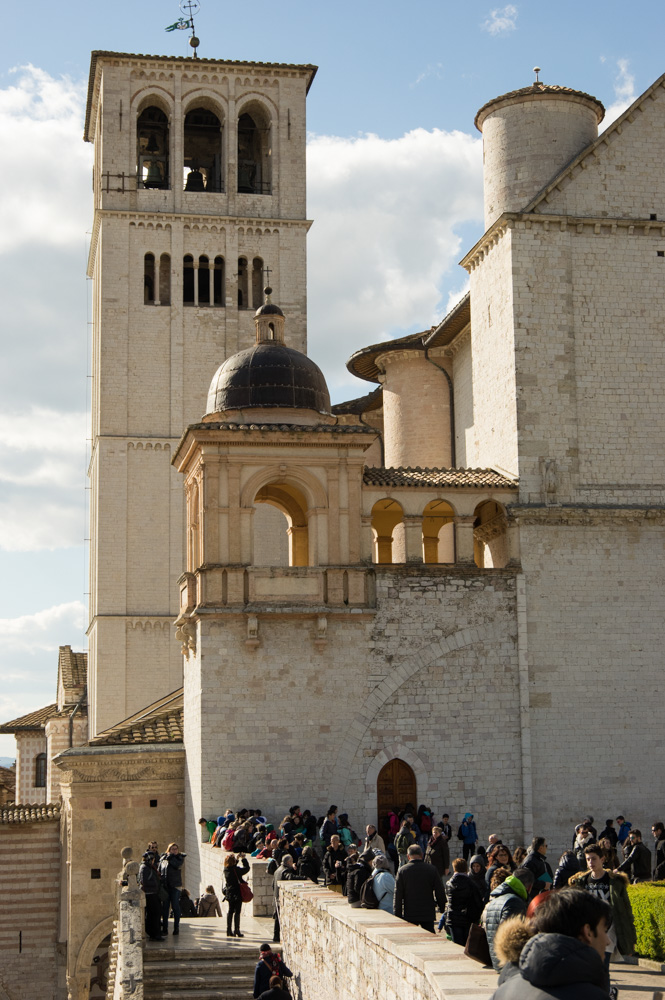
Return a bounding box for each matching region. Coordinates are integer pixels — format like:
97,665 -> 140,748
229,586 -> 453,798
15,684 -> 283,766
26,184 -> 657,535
190,35 -> 200,48
533,66 -> 541,73
264,286 -> 273,296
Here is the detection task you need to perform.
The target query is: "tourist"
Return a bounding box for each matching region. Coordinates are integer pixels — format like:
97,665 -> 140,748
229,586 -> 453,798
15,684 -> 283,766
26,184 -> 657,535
337,812 -> 358,848
652,822 -> 665,880
416,804 -> 434,852
598,837 -> 620,870
395,817 -> 416,869
616,815 -> 632,855
440,857 -> 483,943
158,842 -> 186,936
522,837 -> 553,895
486,844 -> 515,887
458,812 -> 478,861
233,821 -> 253,853
179,888 -> 197,917
616,829 -> 652,883
372,854 -> 396,912
257,976 -> 291,1000
323,834 -> 346,891
253,944 -> 293,999
483,868 -> 534,971
199,817 -> 217,842
139,850 -> 164,941
223,852 -> 250,938
424,825 -> 450,878
512,846 -> 527,866
468,853 -> 489,903
492,914 -> 535,985
490,888 -> 613,999
573,823 -> 595,866
320,806 -> 338,846
552,850 -> 580,889
363,823 -> 386,855
346,849 -> 374,907
197,884 -> 222,917
439,813 -> 453,843
487,833 -> 502,849
570,843 -> 636,965
393,844 -> 447,934
272,853 -> 300,942
296,845 -> 321,883
302,809 -> 318,843
598,819 -> 618,847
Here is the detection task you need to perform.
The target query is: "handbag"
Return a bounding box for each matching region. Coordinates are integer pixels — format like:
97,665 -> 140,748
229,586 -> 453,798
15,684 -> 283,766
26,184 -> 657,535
239,880 -> 253,903
464,923 -> 492,966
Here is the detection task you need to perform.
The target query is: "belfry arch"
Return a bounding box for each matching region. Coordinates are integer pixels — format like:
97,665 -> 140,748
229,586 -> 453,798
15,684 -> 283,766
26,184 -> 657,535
254,482 -> 309,566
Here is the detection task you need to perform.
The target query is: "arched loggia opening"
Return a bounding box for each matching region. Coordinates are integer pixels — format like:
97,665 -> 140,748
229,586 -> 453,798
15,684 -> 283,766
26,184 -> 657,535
473,500 -> 509,568
254,482 -> 309,566
422,499 -> 455,563
371,499 -> 404,564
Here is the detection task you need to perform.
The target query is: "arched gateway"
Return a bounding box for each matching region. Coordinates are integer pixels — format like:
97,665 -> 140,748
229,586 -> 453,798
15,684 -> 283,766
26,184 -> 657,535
376,758 -> 417,838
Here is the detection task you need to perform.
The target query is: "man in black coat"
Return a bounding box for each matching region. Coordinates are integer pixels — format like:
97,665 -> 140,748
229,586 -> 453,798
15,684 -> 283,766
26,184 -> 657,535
393,844 -> 447,933
651,822 -> 665,880
617,829 -> 652,883
139,851 -> 165,941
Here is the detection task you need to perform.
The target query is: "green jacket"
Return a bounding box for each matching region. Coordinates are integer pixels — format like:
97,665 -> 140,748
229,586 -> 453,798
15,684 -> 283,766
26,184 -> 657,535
569,869 -> 636,955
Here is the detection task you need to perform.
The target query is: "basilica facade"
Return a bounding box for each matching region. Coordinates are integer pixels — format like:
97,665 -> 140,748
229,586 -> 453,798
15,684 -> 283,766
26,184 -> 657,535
2,47 -> 665,1000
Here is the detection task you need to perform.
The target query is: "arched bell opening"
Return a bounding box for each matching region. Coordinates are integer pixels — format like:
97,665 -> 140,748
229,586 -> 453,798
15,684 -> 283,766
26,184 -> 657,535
371,498 -> 404,564
237,106 -> 272,194
254,482 -> 310,567
422,499 -> 455,563
473,500 -> 509,568
237,257 -> 248,309
183,106 -> 223,192
376,758 -> 417,842
137,106 -> 169,189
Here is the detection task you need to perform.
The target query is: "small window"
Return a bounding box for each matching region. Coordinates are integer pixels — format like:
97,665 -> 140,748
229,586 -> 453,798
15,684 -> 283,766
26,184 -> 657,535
35,753 -> 46,788
159,253 -> 171,305
150,799 -> 158,808
198,255 -> 210,305
252,257 -> 264,309
91,869 -> 101,880
104,801 -> 112,810
144,253 -> 155,304
183,254 -> 195,304
213,256 -> 225,306
238,257 -> 248,309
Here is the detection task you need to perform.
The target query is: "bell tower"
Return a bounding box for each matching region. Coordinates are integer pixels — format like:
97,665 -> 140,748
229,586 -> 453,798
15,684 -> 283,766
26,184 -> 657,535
84,50 -> 316,735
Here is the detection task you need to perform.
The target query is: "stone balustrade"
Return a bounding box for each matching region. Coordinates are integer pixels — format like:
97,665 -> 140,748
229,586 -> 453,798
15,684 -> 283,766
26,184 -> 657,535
278,881 -> 495,1000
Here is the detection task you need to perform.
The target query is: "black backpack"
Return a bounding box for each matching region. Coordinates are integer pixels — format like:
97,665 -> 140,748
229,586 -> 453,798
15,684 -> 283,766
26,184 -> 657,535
360,874 -> 379,909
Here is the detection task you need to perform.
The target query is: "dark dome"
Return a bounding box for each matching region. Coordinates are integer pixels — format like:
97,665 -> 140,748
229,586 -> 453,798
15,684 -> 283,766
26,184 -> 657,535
255,302 -> 284,317
206,342 -> 331,415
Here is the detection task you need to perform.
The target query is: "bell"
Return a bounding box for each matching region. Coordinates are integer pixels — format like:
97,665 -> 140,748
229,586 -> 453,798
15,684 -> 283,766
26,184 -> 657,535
185,168 -> 205,192
145,161 -> 163,188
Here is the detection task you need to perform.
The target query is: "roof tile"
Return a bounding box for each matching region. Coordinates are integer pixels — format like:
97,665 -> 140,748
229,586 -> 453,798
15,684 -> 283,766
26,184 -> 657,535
90,691 -> 184,747
0,704 -> 57,733
0,803 -> 60,825
363,466 -> 518,489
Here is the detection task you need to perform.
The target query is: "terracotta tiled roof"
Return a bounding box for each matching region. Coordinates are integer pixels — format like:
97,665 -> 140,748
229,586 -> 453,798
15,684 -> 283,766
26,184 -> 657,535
58,646 -> 87,689
475,82 -> 605,130
332,387 -> 383,415
0,704 -> 57,733
363,467 -> 518,489
90,689 -> 184,746
0,803 -> 60,825
0,765 -> 15,785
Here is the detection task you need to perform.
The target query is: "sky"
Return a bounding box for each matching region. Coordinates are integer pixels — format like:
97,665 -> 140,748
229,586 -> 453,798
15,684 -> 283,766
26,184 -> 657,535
1,0 -> 663,759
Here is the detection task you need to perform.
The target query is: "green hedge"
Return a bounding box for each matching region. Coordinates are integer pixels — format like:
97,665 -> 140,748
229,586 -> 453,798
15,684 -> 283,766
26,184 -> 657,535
627,882 -> 665,962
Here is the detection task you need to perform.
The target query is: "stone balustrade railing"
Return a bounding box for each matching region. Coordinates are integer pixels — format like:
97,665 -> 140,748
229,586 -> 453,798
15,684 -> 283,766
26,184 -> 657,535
106,848 -> 144,1000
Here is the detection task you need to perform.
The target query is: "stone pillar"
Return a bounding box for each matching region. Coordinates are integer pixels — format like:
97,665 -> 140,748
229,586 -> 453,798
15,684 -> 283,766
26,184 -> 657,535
455,516 -> 476,565
403,515 -> 423,563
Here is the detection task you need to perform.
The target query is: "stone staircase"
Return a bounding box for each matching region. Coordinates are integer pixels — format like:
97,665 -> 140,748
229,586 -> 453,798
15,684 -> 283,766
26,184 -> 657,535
143,945 -> 256,1000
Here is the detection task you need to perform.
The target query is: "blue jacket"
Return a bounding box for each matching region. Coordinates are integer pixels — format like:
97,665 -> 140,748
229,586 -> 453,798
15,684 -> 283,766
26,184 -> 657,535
459,819 -> 478,845
617,821 -> 632,844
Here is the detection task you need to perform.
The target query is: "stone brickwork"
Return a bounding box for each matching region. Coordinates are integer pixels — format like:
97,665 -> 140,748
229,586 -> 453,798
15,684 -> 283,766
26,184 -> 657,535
195,847 -> 275,917
0,818 -> 63,1000
278,881 -> 494,1000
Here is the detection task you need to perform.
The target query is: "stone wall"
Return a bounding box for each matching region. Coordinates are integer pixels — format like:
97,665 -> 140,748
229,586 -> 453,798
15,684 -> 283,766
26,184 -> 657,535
195,846 -> 274,917
0,817 -> 63,1000
278,881 -> 494,1000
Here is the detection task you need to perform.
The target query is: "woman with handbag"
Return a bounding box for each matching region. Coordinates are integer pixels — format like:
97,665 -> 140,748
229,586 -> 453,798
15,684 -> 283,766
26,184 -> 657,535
223,852 -> 250,937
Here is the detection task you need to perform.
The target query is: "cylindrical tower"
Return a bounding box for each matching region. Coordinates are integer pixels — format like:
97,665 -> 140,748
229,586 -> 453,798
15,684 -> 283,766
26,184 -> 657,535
376,350 -> 452,468
476,79 -> 605,228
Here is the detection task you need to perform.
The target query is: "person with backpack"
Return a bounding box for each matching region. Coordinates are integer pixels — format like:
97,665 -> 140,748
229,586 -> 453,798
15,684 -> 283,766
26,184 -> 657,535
346,849 -> 374,907
367,854 -> 395,912
253,944 -> 292,998
337,813 -> 359,848
416,805 -> 433,853
395,818 -> 416,869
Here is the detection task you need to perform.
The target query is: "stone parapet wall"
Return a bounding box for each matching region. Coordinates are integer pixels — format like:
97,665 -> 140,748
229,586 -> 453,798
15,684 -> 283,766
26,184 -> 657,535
279,882 -> 494,1000
197,845 -> 275,916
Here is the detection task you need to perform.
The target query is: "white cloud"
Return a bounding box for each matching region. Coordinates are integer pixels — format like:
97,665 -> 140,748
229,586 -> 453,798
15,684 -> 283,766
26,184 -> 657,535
0,65 -> 91,253
411,63 -> 445,87
482,5 -> 518,35
1,600 -> 86,656
603,59 -> 636,127
306,127 -> 483,396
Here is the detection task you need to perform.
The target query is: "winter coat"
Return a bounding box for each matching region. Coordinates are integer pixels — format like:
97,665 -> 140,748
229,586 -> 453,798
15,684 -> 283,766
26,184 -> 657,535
598,825 -> 618,847
223,858 -> 250,902
394,859 -> 447,924
323,844 -> 347,885
197,891 -> 222,917
482,878 -> 529,971
373,870 -> 395,912
394,826 -> 416,855
569,869 -> 636,955
364,831 -> 386,855
469,855 -> 489,903
616,821 -> 632,845
521,851 -> 553,893
494,915 -> 534,984
458,816 -> 478,846
253,954 -> 292,999
654,835 -> 665,880
346,858 -> 373,904
552,852 -> 580,889
320,818 -> 337,845
296,853 -> 321,883
257,989 -> 291,1000
486,861 -> 515,888
490,932 -> 611,999
425,835 -> 450,876
617,841 -> 652,882
159,852 -> 185,888
138,861 -> 161,895
444,872 -> 483,926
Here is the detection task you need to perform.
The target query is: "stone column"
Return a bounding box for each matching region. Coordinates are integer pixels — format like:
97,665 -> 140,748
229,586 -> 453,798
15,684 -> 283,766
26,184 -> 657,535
455,515 -> 476,564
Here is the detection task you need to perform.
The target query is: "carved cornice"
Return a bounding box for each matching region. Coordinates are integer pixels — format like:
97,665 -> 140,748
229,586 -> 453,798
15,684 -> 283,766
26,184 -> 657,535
55,749 -> 184,785
510,505 -> 665,526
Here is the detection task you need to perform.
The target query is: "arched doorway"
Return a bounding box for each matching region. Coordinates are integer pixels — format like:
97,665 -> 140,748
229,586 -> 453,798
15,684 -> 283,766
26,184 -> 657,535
376,758 -> 417,841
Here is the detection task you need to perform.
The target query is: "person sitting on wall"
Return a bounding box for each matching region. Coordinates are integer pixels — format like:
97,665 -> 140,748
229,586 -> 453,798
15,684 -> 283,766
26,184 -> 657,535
322,834 -> 347,893
272,854 -> 300,943
253,945 -> 292,999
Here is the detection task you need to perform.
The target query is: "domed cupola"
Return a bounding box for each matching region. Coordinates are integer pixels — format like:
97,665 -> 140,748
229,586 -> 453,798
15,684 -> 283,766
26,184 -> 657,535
204,288 -> 332,423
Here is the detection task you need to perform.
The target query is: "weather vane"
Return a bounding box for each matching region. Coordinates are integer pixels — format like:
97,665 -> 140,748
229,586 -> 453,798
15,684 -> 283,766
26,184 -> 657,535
165,0 -> 201,57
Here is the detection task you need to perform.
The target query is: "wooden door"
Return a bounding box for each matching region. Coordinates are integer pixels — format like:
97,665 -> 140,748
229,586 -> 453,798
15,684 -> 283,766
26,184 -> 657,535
376,758 -> 417,840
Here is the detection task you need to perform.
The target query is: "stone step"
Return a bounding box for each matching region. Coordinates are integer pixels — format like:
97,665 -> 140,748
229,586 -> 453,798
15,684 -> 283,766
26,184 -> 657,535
144,948 -> 255,962
144,989 -> 253,1000
145,971 -> 254,985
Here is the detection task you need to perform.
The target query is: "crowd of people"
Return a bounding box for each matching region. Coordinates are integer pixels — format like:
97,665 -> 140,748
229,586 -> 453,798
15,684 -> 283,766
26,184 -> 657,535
138,806 -> 665,998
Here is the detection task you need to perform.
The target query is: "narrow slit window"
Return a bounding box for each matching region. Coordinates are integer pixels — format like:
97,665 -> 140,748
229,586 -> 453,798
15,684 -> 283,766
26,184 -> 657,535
238,257 -> 248,309
213,256 -> 225,306
198,255 -> 210,304
35,753 -> 47,788
183,254 -> 195,304
144,253 -> 155,304
159,253 -> 171,305
252,257 -> 264,308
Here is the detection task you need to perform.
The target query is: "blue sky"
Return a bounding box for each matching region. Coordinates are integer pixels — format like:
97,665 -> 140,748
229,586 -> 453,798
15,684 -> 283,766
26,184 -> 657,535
1,0 -> 663,759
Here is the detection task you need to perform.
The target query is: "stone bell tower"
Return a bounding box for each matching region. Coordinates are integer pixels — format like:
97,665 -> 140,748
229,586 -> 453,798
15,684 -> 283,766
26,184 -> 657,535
84,50 -> 316,735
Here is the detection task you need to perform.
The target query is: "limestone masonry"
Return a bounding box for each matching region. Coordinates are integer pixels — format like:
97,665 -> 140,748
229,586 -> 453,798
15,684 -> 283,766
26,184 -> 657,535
2,48 -> 665,1000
